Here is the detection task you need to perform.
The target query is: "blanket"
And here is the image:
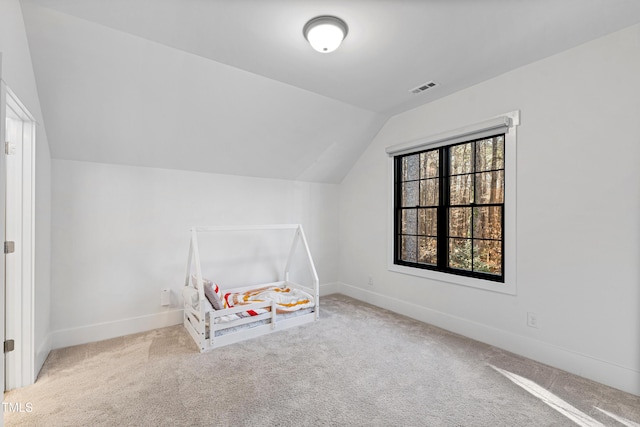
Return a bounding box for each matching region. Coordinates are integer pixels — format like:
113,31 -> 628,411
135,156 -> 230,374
223,286 -> 315,316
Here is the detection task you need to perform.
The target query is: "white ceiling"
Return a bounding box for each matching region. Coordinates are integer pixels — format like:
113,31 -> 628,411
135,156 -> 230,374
20,0 -> 640,183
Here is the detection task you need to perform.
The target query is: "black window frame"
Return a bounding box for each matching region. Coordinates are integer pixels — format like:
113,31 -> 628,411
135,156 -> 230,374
393,133 -> 506,283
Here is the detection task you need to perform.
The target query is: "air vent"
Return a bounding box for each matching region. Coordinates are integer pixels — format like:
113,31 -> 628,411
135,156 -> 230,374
410,81 -> 437,94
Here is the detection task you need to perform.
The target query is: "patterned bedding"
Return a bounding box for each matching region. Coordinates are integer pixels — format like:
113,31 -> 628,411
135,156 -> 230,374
223,286 -> 315,316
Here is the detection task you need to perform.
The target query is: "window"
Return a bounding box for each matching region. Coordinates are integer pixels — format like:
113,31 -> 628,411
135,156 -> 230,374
394,135 -> 505,282
386,112 -> 518,293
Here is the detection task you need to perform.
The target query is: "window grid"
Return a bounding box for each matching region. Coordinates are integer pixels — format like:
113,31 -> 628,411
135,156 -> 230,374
394,135 -> 505,282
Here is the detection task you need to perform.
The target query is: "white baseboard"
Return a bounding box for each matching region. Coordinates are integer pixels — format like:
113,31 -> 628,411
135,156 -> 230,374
319,282 -> 341,296
336,282 -> 640,396
35,332 -> 53,378
51,309 -> 184,350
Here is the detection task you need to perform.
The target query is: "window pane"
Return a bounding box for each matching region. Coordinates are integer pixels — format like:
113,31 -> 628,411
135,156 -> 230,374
475,171 -> 504,204
402,154 -> 420,181
449,207 -> 471,238
474,207 -> 502,240
420,151 -> 439,178
449,143 -> 473,175
450,174 -> 473,205
401,181 -> 419,207
449,238 -> 472,270
476,136 -> 504,172
419,178 -> 439,206
394,132 -> 506,281
401,235 -> 417,262
418,237 -> 437,265
473,240 -> 502,275
418,208 -> 437,236
401,209 -> 417,235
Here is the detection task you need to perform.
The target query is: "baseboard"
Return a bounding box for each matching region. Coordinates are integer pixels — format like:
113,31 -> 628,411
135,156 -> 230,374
336,282 -> 640,396
319,282 -> 341,296
35,332 -> 53,379
51,309 -> 184,350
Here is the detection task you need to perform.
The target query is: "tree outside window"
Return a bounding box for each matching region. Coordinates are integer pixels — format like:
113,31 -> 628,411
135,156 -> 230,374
395,135 -> 505,282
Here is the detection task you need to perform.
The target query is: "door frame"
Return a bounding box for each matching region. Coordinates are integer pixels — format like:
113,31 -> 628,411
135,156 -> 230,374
0,58 -> 6,413
2,80 -> 36,390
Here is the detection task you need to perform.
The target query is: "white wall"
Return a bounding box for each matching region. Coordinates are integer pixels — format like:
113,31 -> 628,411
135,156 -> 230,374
338,24 -> 640,395
21,1 -> 386,185
0,0 -> 52,378
51,159 -> 338,348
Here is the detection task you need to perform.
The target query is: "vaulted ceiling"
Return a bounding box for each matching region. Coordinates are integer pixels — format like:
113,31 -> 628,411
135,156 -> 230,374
20,0 -> 640,183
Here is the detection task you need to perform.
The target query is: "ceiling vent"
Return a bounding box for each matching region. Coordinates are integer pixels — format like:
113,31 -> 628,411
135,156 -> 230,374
410,81 -> 437,94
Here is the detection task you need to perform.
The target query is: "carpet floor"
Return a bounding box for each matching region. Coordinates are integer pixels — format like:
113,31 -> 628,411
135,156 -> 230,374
4,294 -> 640,426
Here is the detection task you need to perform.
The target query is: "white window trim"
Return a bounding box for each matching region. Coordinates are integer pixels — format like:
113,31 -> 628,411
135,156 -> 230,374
386,111 -> 519,295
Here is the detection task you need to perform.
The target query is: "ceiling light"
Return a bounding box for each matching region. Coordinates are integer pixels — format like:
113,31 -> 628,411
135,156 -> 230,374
303,16 -> 348,53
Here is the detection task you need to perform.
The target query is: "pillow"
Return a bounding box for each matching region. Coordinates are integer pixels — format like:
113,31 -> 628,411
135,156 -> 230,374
204,281 -> 225,310
191,275 -> 224,310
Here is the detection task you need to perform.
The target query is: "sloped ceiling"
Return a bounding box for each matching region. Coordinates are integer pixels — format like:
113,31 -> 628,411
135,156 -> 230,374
20,0 -> 640,183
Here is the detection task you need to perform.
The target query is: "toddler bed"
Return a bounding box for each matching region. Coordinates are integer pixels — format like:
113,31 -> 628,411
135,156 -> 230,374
182,224 -> 319,351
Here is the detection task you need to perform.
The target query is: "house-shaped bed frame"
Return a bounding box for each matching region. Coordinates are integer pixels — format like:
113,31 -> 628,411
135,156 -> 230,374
183,224 -> 319,351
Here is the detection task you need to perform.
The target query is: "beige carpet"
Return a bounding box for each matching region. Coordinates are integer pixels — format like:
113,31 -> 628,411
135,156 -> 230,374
4,294 -> 640,426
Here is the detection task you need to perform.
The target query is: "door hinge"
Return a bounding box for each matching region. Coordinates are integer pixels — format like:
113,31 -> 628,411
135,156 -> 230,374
5,141 -> 15,155
4,339 -> 14,353
4,241 -> 15,254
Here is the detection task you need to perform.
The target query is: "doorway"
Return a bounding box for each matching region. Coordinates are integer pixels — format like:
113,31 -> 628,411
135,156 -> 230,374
2,84 -> 35,391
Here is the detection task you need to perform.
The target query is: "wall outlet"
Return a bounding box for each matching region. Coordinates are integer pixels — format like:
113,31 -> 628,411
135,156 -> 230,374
161,289 -> 171,306
527,312 -> 538,328
367,276 -> 374,286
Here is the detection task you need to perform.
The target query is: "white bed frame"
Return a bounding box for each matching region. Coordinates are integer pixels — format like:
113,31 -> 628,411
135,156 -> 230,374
183,224 -> 319,352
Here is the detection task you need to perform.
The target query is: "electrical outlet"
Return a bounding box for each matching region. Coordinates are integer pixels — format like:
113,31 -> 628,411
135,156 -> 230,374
161,289 -> 171,306
527,312 -> 538,328
367,276 -> 374,286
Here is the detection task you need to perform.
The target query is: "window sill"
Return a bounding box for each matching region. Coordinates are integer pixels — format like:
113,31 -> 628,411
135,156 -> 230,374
388,261 -> 516,295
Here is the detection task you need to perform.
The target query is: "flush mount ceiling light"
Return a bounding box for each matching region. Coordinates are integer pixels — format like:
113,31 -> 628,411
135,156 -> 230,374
303,15 -> 348,53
